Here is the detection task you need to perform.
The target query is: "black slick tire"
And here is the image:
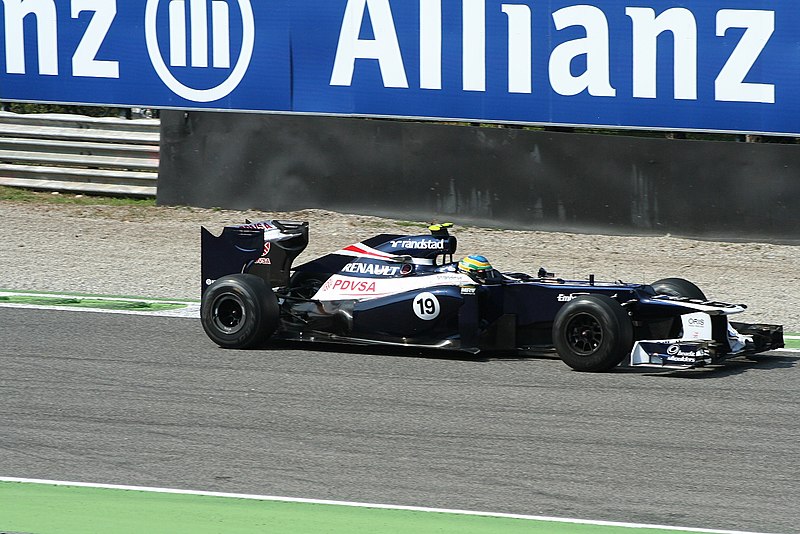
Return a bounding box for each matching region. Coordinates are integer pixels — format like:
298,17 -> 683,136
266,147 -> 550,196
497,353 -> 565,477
201,274 -> 279,349
288,271 -> 327,299
552,295 -> 633,372
650,278 -> 707,300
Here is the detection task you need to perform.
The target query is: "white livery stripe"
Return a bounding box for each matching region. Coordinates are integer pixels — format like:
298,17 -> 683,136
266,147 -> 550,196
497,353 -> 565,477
335,243 -> 434,266
651,298 -> 746,316
342,243 -> 396,260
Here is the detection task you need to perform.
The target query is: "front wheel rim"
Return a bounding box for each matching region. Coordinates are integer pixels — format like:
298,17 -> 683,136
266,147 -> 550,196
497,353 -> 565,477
211,294 -> 247,335
565,313 -> 603,355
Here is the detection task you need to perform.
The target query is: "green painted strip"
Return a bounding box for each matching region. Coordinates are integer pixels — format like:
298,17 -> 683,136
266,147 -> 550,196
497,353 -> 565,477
0,287 -> 200,303
0,294 -> 187,312
785,338 -> 800,349
783,334 -> 800,349
0,482 -> 727,534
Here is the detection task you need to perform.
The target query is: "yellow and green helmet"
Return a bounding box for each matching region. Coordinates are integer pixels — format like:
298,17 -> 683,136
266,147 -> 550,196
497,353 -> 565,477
458,254 -> 492,274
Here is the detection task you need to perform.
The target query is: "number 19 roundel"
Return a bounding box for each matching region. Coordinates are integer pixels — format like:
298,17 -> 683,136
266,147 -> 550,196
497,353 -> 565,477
413,292 -> 440,321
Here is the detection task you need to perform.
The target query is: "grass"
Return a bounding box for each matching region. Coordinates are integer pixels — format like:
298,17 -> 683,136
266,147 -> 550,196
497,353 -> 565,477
0,185 -> 156,207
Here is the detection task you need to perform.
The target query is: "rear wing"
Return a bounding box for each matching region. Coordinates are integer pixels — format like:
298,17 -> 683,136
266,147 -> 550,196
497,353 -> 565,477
201,220 -> 309,294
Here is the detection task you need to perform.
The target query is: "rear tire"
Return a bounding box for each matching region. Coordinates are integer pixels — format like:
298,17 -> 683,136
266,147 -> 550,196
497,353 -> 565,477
552,295 -> 633,372
288,271 -> 327,299
651,277 -> 706,300
201,274 -> 279,349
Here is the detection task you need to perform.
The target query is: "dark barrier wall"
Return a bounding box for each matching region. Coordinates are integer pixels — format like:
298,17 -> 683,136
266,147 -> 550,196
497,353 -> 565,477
158,111 -> 799,242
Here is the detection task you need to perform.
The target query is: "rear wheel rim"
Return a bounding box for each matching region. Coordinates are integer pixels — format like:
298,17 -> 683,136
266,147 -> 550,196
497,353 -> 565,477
565,313 -> 603,355
211,294 -> 247,335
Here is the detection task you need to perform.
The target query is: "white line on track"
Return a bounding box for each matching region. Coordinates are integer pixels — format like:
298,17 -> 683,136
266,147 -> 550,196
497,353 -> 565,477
0,302 -> 200,318
0,477 -> 776,534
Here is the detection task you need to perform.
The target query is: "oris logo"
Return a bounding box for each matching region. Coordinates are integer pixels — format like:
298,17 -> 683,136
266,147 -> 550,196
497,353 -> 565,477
687,317 -> 706,327
145,0 -> 255,102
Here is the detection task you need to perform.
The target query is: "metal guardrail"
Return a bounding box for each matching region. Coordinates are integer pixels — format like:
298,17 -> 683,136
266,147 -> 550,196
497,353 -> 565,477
0,112 -> 159,197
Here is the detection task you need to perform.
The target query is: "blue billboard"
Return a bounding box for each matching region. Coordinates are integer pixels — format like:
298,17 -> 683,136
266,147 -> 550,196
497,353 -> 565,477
1,0 -> 798,135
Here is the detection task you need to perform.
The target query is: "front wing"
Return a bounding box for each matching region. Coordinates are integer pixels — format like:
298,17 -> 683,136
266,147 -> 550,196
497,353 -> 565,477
630,322 -> 784,370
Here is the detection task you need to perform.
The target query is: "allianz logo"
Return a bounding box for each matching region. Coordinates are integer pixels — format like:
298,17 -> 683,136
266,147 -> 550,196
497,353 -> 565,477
0,0 -> 253,103
145,0 -> 255,102
164,0 -> 233,69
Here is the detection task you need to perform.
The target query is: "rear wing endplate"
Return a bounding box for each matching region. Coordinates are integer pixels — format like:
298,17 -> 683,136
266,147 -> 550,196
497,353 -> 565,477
201,220 -> 309,295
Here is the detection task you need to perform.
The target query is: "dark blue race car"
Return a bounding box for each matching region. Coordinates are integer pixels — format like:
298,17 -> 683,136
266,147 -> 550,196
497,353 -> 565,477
200,220 -> 783,372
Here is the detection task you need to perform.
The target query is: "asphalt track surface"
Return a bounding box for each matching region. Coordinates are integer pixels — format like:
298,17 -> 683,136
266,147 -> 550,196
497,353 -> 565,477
2,307 -> 799,534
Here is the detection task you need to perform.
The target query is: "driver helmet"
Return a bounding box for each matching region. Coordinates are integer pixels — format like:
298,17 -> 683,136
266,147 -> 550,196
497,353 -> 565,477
458,255 -> 493,277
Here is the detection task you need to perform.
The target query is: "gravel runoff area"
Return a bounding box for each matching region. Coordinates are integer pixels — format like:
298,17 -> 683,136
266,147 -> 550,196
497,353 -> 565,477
2,201 -> 798,331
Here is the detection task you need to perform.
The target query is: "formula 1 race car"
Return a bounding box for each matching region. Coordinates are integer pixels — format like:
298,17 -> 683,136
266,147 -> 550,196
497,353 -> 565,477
200,220 -> 784,371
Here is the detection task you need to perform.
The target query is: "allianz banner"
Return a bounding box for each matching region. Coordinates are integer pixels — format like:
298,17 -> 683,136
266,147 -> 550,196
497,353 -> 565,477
1,0 -> 798,135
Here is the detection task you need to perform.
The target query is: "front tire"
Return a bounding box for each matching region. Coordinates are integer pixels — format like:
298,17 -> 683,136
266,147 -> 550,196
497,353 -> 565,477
651,277 -> 706,300
201,274 -> 279,349
552,295 -> 633,372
